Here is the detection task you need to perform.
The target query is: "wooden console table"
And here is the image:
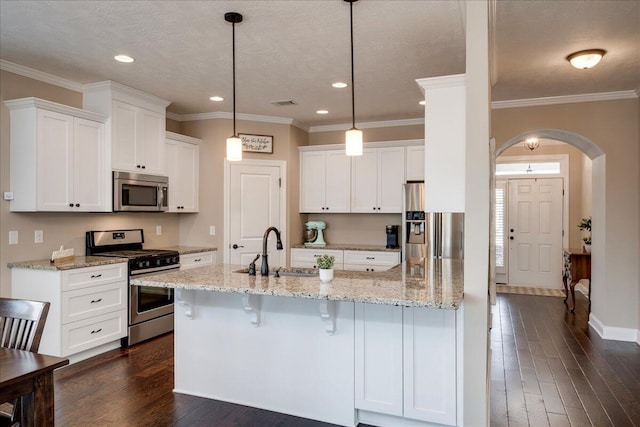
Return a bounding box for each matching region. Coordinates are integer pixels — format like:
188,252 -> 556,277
562,248 -> 592,313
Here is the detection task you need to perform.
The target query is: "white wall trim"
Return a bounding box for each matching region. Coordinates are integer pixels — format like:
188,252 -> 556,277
308,118 -> 423,133
589,313 -> 640,343
4,97 -> 107,123
416,74 -> 466,93
83,80 -> 171,109
167,110 -> 308,130
491,90 -> 639,110
0,59 -> 84,92
299,139 -> 423,152
166,131 -> 202,145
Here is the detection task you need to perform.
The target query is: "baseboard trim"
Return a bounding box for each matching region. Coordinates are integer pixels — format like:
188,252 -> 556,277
589,314 -> 640,343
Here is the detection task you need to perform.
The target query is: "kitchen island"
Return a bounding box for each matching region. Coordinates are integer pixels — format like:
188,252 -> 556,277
132,259 -> 464,427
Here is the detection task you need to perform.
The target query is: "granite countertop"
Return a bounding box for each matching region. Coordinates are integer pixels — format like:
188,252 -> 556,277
131,259 -> 463,309
291,243 -> 401,252
7,256 -> 128,271
159,246 -> 217,255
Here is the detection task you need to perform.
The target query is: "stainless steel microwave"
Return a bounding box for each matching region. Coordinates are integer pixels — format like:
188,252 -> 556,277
113,171 -> 168,212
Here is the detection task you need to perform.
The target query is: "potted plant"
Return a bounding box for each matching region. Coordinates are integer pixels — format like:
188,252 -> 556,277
578,216 -> 591,253
317,254 -> 335,282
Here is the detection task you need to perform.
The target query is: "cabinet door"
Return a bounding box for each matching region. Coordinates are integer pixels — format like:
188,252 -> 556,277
300,151 -> 327,213
36,109 -> 73,211
166,138 -> 181,212
112,100 -> 139,172
351,149 -> 378,213
73,118 -> 106,211
403,307 -> 457,425
179,142 -> 199,212
355,303 -> 403,416
325,151 -> 351,212
377,147 -> 405,213
405,145 -> 425,182
137,107 -> 165,174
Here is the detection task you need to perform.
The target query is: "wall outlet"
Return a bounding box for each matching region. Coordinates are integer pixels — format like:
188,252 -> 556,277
209,226 -> 216,236
34,230 -> 43,244
3,192 -> 14,201
156,225 -> 162,236
9,230 -> 18,245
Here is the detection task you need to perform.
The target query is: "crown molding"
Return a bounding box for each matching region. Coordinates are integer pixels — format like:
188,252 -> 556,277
416,74 -> 466,93
308,118 -> 423,133
491,90 -> 639,109
299,139 -> 423,152
83,80 -> 171,108
0,59 -> 84,92
4,97 -> 107,122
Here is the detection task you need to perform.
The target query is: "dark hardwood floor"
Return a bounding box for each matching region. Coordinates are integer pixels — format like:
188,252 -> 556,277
52,291 -> 639,426
491,291 -> 640,426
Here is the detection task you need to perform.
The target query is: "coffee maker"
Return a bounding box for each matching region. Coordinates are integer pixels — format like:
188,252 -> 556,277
304,221 -> 326,247
386,225 -> 400,249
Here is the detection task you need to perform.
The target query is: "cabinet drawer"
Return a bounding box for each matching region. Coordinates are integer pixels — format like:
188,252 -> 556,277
344,263 -> 389,272
180,252 -> 215,270
61,282 -> 127,324
344,251 -> 400,267
62,263 -> 127,291
291,249 -> 344,264
61,310 -> 126,356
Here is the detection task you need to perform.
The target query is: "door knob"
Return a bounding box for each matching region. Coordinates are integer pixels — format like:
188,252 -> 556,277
232,244 -> 244,249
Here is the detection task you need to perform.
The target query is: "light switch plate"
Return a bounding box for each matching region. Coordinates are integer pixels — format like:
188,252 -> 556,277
209,226 -> 216,236
9,230 -> 18,245
156,225 -> 162,236
34,230 -> 43,244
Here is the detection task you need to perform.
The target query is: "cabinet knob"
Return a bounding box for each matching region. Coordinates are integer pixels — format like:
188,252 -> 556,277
372,207 -> 376,211
326,207 -> 329,210
510,236 -> 514,240
137,165 -> 141,168
321,207 -> 325,210
69,203 -> 74,207
75,203 -> 80,207
141,165 -> 146,169
377,207 -> 381,211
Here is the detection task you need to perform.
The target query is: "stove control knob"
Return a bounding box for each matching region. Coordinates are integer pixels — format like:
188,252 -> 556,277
156,259 -> 162,266
137,261 -> 145,269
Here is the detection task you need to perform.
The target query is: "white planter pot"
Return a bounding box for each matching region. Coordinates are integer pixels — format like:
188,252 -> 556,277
584,244 -> 591,253
319,268 -> 334,282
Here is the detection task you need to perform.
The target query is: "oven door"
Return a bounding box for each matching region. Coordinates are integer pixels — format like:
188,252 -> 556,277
129,272 -> 175,325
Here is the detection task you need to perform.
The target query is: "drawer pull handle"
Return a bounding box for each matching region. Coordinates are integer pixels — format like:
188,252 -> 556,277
314,255 -> 320,258
90,298 -> 102,304
90,328 -> 102,334
90,274 -> 102,279
194,258 -> 201,262
366,257 -> 375,260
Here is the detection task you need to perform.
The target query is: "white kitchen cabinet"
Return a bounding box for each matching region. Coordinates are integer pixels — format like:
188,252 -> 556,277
351,147 -> 405,213
180,251 -> 215,270
10,262 -> 128,361
405,144 -> 425,181
356,305 -> 458,426
166,132 -> 200,213
343,250 -> 400,272
300,150 -> 351,213
290,248 -> 344,269
5,98 -> 109,212
83,80 -> 171,175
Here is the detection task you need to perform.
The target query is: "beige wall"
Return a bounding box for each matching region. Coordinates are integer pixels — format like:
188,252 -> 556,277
500,143 -> 591,248
0,70 -> 180,296
309,124 -> 423,145
492,98 -> 640,331
307,213 -> 402,247
166,118 -> 181,133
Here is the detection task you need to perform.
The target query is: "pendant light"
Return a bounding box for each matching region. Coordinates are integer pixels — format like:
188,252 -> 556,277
344,0 -> 362,156
225,12 -> 243,161
524,137 -> 539,151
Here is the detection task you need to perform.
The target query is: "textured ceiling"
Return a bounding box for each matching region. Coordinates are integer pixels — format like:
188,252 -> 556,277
1,1 -> 638,127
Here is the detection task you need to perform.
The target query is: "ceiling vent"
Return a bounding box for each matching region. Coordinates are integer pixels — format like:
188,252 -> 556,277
271,100 -> 297,106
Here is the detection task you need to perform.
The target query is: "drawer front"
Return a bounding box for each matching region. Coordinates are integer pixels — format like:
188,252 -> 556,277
62,263 -> 127,291
343,263 -> 389,272
344,251 -> 400,267
61,311 -> 126,356
180,251 -> 215,270
291,249 -> 344,264
61,282 -> 127,324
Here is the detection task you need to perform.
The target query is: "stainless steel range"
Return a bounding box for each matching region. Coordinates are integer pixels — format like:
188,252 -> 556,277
86,229 -> 179,346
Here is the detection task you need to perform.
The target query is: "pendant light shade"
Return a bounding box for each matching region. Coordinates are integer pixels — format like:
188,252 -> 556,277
225,12 -> 243,161
344,0 -> 362,156
524,137 -> 540,151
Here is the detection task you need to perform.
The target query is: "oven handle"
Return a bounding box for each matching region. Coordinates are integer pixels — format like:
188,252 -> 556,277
158,184 -> 164,210
130,265 -> 180,277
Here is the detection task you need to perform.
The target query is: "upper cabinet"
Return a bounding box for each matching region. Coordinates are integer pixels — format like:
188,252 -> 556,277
83,81 -> 171,175
5,98 -> 109,212
351,146 -> 405,213
405,145 -> 425,182
300,150 -> 351,213
166,132 -> 200,213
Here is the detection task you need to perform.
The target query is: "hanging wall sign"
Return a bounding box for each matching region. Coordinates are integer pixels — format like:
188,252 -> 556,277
240,134 -> 273,154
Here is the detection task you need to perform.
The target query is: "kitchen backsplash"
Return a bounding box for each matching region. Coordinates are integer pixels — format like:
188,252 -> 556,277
307,213 -> 403,247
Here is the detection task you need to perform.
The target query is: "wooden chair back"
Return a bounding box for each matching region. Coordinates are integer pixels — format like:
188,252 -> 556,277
0,297 -> 50,352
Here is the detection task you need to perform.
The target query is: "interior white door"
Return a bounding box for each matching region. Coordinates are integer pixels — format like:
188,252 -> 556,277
229,163 -> 284,268
508,178 -> 563,288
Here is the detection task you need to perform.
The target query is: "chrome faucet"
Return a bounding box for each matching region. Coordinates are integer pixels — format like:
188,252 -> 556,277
261,226 -> 283,276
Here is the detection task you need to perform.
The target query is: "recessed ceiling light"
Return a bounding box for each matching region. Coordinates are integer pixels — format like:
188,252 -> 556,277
209,96 -> 224,102
332,82 -> 348,88
316,110 -> 329,114
566,49 -> 606,69
114,54 -> 135,63
419,100 -> 426,106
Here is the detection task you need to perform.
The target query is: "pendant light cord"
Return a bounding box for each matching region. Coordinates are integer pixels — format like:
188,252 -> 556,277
232,21 -> 237,137
350,0 -> 355,129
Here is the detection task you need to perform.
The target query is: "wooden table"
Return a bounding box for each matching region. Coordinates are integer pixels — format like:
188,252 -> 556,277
562,248 -> 592,313
0,348 -> 68,427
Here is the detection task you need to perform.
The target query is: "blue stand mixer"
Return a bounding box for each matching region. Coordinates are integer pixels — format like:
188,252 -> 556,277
304,221 -> 326,247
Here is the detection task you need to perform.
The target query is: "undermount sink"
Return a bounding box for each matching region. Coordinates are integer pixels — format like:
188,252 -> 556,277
234,267 -> 318,277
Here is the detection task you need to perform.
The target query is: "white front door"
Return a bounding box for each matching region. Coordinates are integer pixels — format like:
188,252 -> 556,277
508,178 -> 563,288
228,162 -> 284,268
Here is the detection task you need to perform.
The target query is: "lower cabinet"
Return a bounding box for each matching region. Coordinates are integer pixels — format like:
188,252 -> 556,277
290,248 -> 344,269
291,248 -> 399,271
10,263 -> 128,359
180,251 -> 216,270
355,303 -> 458,426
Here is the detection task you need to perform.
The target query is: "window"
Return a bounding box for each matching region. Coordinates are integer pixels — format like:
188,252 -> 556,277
496,161 -> 561,176
495,186 -> 505,268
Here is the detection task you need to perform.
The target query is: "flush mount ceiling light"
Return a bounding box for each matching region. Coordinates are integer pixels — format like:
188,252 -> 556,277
566,49 -> 606,69
114,54 -> 134,63
225,12 -> 244,161
524,137 -> 540,151
332,82 -> 348,88
209,96 -> 224,102
344,0 -> 362,156
316,110 -> 329,114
